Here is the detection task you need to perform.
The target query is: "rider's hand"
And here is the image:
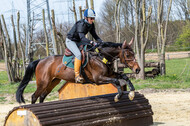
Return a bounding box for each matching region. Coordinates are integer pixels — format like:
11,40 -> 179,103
90,41 -> 97,46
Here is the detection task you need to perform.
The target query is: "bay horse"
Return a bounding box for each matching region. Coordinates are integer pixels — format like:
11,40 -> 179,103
16,38 -> 140,104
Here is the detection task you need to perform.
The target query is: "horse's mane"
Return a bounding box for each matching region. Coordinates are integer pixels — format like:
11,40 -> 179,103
101,42 -> 122,48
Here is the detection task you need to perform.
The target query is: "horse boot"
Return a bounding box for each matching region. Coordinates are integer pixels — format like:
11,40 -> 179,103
74,57 -> 84,83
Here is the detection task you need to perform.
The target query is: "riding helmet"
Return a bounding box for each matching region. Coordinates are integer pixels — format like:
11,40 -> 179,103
84,8 -> 96,18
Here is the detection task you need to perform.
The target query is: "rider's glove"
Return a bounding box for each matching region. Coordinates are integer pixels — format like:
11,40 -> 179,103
90,41 -> 97,46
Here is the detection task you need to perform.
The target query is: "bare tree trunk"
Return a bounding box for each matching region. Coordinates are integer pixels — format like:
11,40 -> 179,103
72,0 -> 77,22
43,9 -> 49,56
114,0 -> 121,43
114,0 -> 121,73
85,0 -> 89,8
51,9 -> 58,54
1,15 -> 12,62
87,0 -> 94,41
90,0 -> 94,10
11,15 -> 19,81
135,0 -> 152,80
28,12 -> 35,62
17,11 -> 26,74
0,42 -> 4,59
56,30 -> 66,53
0,20 -> 12,82
157,0 -> 172,75
134,0 -> 140,64
1,14 -> 14,82
129,0 -> 135,27
79,6 -> 83,19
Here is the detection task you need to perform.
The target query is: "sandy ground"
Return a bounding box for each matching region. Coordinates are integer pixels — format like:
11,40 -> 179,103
1,90 -> 190,126
145,51 -> 190,61
141,89 -> 190,126
0,63 -> 6,71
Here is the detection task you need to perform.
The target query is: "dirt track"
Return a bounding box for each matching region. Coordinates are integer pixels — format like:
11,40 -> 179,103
0,63 -> 6,71
141,89 -> 190,126
1,90 -> 190,126
145,51 -> 190,61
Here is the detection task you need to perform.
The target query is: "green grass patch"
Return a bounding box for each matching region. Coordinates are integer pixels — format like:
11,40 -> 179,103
131,58 -> 190,90
0,96 -> 7,103
0,80 -> 64,95
0,71 -> 9,84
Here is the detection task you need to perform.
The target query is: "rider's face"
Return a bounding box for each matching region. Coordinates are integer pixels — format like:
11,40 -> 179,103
87,17 -> 95,24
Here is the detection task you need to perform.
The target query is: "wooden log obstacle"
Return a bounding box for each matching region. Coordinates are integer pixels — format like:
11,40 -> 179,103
58,82 -> 119,100
5,92 -> 153,126
119,62 -> 160,78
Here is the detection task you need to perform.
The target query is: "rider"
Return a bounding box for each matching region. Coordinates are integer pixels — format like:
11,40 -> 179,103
66,8 -> 103,83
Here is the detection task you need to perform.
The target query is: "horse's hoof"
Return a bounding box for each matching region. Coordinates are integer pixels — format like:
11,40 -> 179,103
128,91 -> 135,101
114,94 -> 119,102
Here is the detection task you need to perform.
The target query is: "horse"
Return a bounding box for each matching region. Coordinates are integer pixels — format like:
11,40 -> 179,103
16,38 -> 140,104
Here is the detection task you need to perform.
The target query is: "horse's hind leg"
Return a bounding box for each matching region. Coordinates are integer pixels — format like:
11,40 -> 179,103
39,78 -> 61,103
31,80 -> 49,104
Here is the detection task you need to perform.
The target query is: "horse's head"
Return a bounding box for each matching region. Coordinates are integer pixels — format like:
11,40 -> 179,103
119,38 -> 140,74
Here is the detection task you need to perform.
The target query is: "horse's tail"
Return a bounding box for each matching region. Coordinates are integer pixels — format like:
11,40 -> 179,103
16,59 -> 41,103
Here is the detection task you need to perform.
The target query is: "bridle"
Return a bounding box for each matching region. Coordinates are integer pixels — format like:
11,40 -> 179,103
121,49 -> 136,69
88,45 -> 137,69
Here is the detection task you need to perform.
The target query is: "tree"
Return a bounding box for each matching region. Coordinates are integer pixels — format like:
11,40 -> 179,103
114,0 -> 122,43
174,0 -> 190,21
175,21 -> 190,50
99,0 -> 116,42
134,0 -> 152,79
157,0 -> 172,75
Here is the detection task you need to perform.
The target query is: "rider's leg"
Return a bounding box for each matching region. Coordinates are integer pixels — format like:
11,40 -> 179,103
66,38 -> 84,83
74,57 -> 84,83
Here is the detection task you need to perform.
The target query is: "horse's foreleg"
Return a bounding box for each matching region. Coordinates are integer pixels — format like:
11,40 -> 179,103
96,76 -> 123,102
39,78 -> 61,103
121,74 -> 135,91
111,73 -> 135,101
120,74 -> 135,100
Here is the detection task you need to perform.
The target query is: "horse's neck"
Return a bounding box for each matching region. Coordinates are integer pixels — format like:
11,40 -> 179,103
100,47 -> 120,60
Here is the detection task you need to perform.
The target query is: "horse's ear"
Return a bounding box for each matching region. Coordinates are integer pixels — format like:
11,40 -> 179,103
122,40 -> 127,49
129,37 -> 134,46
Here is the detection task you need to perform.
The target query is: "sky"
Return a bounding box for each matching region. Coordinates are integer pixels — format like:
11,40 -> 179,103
0,0 -> 105,42
0,0 -> 105,25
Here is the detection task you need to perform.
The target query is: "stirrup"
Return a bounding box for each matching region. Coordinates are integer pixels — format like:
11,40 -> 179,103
75,75 -> 84,83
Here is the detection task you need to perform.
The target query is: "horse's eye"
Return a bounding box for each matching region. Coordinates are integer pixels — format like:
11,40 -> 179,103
126,54 -> 130,58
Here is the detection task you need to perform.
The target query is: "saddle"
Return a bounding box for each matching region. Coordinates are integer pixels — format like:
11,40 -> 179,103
64,45 -> 86,64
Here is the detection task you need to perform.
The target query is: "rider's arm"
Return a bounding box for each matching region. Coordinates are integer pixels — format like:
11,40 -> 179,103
78,33 -> 91,45
90,24 -> 103,43
77,21 -> 91,45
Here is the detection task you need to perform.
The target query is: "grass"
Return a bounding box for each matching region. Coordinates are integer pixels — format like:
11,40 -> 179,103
0,81 -> 64,94
0,58 -> 189,97
0,96 -> 7,103
131,58 -> 190,90
0,71 -> 9,84
0,81 -> 64,103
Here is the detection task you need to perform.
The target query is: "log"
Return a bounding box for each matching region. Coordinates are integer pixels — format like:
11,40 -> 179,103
5,92 -> 153,126
58,82 -> 118,100
145,62 -> 160,68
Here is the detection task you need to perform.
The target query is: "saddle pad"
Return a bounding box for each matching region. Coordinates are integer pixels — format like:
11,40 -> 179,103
62,45 -> 88,69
